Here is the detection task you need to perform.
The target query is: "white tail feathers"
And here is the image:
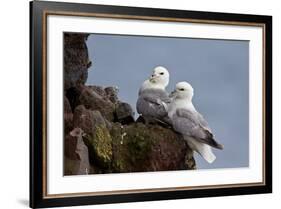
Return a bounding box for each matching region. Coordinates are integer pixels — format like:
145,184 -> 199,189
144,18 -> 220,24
199,145 -> 216,163
185,136 -> 216,163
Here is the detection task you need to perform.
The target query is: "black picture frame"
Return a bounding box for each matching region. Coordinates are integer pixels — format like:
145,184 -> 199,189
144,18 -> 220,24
30,0 -> 272,208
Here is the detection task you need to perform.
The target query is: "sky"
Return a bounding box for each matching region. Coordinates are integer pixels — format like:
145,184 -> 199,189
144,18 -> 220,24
86,33 -> 249,170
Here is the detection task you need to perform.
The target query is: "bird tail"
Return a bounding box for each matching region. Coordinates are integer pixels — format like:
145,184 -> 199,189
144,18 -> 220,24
185,137 -> 216,164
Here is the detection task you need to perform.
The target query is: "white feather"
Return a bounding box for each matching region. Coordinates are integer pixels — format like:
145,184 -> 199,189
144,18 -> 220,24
185,136 -> 216,163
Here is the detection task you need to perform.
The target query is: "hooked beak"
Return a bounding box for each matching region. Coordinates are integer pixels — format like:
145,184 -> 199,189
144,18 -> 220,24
149,74 -> 158,82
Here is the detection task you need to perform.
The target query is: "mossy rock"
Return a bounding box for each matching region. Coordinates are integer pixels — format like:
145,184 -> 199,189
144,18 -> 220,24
84,125 -> 113,168
110,123 -> 194,173
127,130 -> 153,164
110,123 -> 154,172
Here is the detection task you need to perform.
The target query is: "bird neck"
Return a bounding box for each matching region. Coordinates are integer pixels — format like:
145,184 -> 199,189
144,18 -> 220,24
173,98 -> 195,110
144,79 -> 166,90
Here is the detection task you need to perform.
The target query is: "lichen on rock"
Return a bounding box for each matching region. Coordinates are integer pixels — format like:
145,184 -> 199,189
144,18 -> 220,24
84,125 -> 113,169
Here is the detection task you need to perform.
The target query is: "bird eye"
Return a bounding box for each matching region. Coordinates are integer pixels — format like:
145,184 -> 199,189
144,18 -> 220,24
180,88 -> 185,91
160,72 -> 164,75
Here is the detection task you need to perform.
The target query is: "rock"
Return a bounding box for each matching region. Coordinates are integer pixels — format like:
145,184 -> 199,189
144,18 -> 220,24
88,85 -> 107,98
65,86 -> 82,112
184,146 -> 196,169
73,105 -> 96,134
64,96 -> 73,133
64,128 -> 91,175
105,86 -> 119,104
78,85 -> 115,121
73,105 -> 113,169
84,125 -> 113,169
64,134 -> 79,160
110,123 -> 195,173
73,105 -> 110,133
136,115 -> 172,128
68,98 -> 195,174
115,102 -> 135,125
64,33 -> 90,90
64,157 -> 81,175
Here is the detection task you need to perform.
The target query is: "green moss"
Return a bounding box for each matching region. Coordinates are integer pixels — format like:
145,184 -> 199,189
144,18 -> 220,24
126,128 -> 153,163
110,123 -> 154,172
118,124 -> 153,167
85,125 -> 112,168
109,122 -> 196,173
110,124 -> 127,171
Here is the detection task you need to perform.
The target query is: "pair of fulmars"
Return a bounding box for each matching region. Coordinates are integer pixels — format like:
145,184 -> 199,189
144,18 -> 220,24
137,66 -> 223,163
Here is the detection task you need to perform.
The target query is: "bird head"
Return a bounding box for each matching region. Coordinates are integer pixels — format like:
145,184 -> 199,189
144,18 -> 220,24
149,66 -> 169,88
171,81 -> 194,101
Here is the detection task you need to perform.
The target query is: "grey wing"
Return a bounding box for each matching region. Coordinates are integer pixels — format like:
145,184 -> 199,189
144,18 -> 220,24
195,112 -> 211,131
137,89 -> 170,119
158,90 -> 172,104
172,108 -> 223,149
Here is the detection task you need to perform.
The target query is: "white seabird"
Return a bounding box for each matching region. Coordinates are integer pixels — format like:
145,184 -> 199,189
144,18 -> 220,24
136,66 -> 171,124
168,82 -> 223,163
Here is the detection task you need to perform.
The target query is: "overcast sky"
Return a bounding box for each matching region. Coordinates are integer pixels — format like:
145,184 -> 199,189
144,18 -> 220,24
86,33 -> 249,170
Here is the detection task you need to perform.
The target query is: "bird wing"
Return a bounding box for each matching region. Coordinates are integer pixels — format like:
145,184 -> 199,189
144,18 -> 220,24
172,108 -> 223,149
179,108 -> 211,130
143,88 -> 171,104
136,89 -> 171,118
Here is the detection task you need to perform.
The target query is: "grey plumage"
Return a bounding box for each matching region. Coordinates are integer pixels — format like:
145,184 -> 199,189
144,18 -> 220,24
171,108 -> 223,150
137,88 -> 171,120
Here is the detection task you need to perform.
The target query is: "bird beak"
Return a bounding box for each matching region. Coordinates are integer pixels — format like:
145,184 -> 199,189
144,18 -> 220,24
149,74 -> 157,82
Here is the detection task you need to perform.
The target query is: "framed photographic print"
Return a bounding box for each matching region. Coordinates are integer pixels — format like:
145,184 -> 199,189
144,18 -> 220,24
30,0 -> 272,208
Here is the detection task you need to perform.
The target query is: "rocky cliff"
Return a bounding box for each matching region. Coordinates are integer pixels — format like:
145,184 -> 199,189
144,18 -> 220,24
63,33 -> 196,175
